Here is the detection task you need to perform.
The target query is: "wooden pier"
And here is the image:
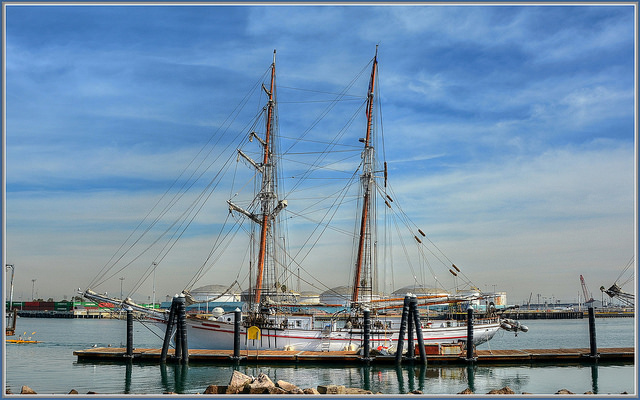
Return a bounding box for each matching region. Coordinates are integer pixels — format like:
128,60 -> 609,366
74,347 -> 634,365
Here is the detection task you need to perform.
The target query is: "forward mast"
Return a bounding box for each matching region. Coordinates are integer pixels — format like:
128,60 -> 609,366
228,50 -> 287,310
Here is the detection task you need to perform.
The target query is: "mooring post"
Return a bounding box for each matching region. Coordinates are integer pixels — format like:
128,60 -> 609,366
174,302 -> 183,361
362,308 -> 371,363
177,293 -> 189,364
407,299 -> 415,362
411,295 -> 426,365
160,296 -> 178,363
395,294 -> 411,364
125,306 -> 134,359
588,306 -> 599,359
231,308 -> 241,362
466,305 -> 476,362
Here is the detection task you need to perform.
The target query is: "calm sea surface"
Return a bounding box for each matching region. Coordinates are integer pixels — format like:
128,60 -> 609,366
3,317 -> 636,395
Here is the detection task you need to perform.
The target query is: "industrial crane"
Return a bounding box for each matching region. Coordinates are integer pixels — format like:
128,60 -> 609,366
580,275 -> 595,304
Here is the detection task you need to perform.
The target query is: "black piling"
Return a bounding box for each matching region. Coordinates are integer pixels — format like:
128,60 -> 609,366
174,303 -> 183,361
160,295 -> 178,363
411,295 -> 426,365
588,306 -> 599,359
406,300 -> 415,362
362,308 -> 371,363
231,308 -> 241,362
177,294 -> 188,364
395,295 -> 411,364
125,307 -> 134,359
465,306 -> 476,362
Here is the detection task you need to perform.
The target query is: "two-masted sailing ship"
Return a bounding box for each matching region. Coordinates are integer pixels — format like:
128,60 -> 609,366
83,48 -> 505,352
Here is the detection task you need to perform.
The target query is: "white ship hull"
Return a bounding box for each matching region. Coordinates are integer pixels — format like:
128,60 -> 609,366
183,317 -> 501,352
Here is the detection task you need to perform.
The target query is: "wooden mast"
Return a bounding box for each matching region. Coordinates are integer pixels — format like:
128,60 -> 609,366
352,49 -> 378,305
254,50 -> 277,306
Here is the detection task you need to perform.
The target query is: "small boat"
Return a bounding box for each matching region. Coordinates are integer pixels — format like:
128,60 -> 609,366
6,339 -> 41,344
82,47 -> 520,352
7,332 -> 40,344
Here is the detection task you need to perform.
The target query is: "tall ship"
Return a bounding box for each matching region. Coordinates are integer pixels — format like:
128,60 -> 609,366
83,48 -> 507,352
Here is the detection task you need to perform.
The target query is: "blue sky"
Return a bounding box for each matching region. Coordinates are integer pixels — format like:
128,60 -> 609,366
3,3 -> 636,305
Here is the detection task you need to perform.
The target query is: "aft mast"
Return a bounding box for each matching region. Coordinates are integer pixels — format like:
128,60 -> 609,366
352,48 -> 378,307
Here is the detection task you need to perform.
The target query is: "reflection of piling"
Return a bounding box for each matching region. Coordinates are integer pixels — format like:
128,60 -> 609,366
411,295 -> 426,365
588,306 -> 599,359
231,308 -> 242,362
125,307 -> 134,359
395,295 -> 412,364
465,306 -> 477,362
466,364 -> 475,393
160,295 -> 178,363
362,308 -> 372,363
124,360 -> 132,394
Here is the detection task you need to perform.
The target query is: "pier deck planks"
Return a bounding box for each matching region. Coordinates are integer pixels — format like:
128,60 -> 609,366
74,347 -> 634,365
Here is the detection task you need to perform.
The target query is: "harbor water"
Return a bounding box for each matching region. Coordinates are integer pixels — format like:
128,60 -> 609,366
3,317 -> 636,395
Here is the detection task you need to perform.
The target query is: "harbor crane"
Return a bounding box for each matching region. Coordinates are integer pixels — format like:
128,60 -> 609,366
580,275 -> 595,304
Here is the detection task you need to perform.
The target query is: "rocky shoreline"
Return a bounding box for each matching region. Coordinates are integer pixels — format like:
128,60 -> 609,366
9,371 -> 630,395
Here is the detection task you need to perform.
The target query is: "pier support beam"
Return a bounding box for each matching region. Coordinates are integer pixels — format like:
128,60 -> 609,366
411,295 -> 426,365
465,306 -> 477,362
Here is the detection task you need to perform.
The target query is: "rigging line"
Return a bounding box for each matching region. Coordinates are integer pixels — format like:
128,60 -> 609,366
189,212 -> 249,289
389,209 -> 422,288
288,175 -> 359,217
185,214 -> 242,290
381,182 -> 471,286
283,99 -> 367,198
379,181 -> 455,272
123,122 -> 252,281
88,70 -> 268,290
189,214 -> 255,289
614,255 -> 635,284
285,195 -> 359,206
153,157 -> 241,291
279,134 -> 362,148
285,209 -> 356,238
95,148 -> 238,289
289,197 -> 359,225
281,152 -> 361,173
275,241 -> 349,298
278,84 -> 366,98
278,99 -> 363,104
289,168 -> 360,269
100,148 -> 239,290
281,60 -> 372,156
283,149 -> 360,155
134,316 -> 166,343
